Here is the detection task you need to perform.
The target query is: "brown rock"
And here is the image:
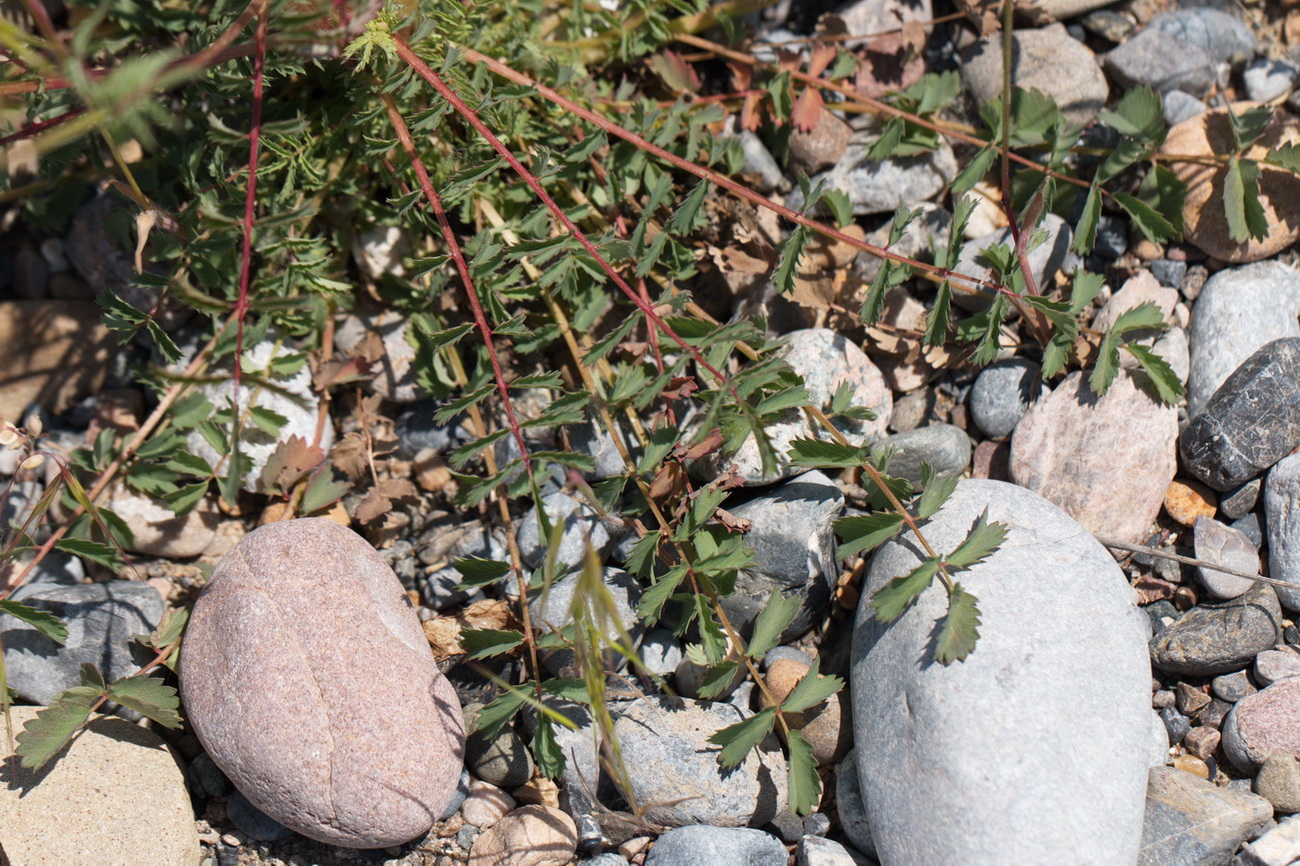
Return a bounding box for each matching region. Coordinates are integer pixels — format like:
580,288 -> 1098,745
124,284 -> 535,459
468,805 -> 577,866
511,777 -> 560,808
1163,104 -> 1300,263
1011,371 -> 1178,543
180,518 -> 465,848
0,300 -> 112,423
1172,754 -> 1210,779
1164,479 -> 1218,526
1184,726 -> 1221,760
760,658 -> 851,765
789,110 -> 853,175
461,780 -> 515,830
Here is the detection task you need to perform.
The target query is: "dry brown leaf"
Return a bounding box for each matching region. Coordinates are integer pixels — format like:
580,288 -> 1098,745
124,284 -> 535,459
1134,574 -> 1177,604
678,427 -> 724,461
262,435 -> 325,494
331,431 -> 370,479
648,461 -> 685,501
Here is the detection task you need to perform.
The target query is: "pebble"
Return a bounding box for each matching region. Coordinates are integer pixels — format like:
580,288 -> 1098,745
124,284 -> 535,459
1150,258 -> 1190,289
1151,583 -> 1282,676
789,110 -> 853,175
584,856 -> 631,866
852,479 -> 1151,864
180,518 -> 465,847
1235,813 -> 1300,866
335,309 -> 424,403
759,658 -> 850,765
1194,515 -> 1260,599
734,127 -> 788,194
1184,725 -> 1221,760
109,485 -> 220,558
1223,680 -> 1300,772
856,204 -> 951,284
1172,754 -> 1210,779
1177,681 -> 1211,716
870,423 -> 971,487
639,628 -> 684,676
468,805 -> 578,866
613,696 -> 787,827
1150,709 -> 1172,765
1165,480 -> 1218,527
796,835 -> 857,866
1266,452 -> 1300,611
227,790 -> 295,842
837,0 -> 932,42
961,24 -> 1108,128
834,748 -> 875,857
443,769 -> 472,820
461,780 -> 516,829
1255,755 -> 1300,814
1213,671 -> 1258,703
570,417 -> 641,479
1164,90 -> 1208,127
1161,706 -> 1192,745
529,568 -> 642,676
1223,479 -> 1264,521
952,215 -> 1072,311
418,519 -> 507,611
1105,27 -> 1218,95
1244,58 -> 1299,103
466,726 -> 535,788
1138,765 -> 1273,866
1149,9 -> 1256,64
395,398 -> 463,458
1186,262 -> 1300,419
643,826 -> 787,866
1200,698 -> 1234,731
888,389 -> 931,433
803,812 -> 831,837
1011,370 -> 1178,544
1255,649 -> 1300,686
1,580 -> 163,704
351,225 -> 411,279
1182,339 -> 1300,491
969,359 -> 1042,439
516,489 -> 616,569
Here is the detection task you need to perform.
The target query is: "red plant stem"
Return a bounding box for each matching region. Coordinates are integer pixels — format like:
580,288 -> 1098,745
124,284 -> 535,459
0,106 -> 87,147
456,45 -> 1006,301
378,93 -> 534,479
231,4 -> 268,424
0,43 -> 258,97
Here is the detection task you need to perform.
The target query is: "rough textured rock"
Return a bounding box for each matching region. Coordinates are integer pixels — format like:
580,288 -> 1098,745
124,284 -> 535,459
1223,680 -> 1300,772
1,580 -> 163,705
109,485 -> 220,558
334,309 -> 423,403
0,707 -> 201,866
644,825 -> 787,866
1256,648 -> 1300,685
0,300 -> 112,422
1138,765 -> 1273,866
790,125 -> 958,217
1181,339 -> 1300,491
529,568 -> 642,676
1194,515 -> 1260,599
1150,583 -> 1282,676
1236,814 -> 1300,866
1104,27 -> 1219,95
1255,755 -> 1300,813
759,658 -> 851,766
468,805 -> 577,866
1266,452 -> 1300,611
1011,370 -> 1178,544
969,358 -> 1042,439
852,479 -> 1151,865
613,696 -> 787,828
1149,9 -> 1256,63
180,518 -> 465,847
962,24 -> 1108,127
795,835 -> 857,866
516,490 -> 616,569
721,471 -> 842,642
870,423 -> 971,487
1186,262 -> 1300,418
953,215 -> 1072,312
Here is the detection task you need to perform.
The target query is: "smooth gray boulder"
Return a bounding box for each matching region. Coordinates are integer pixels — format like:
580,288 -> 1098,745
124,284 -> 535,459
851,479 -> 1151,865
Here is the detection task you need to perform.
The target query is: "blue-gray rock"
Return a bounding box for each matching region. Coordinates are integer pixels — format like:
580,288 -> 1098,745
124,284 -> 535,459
1162,91 -> 1206,127
1150,258 -> 1190,290
638,628 -> 683,676
1181,339 -> 1300,491
803,812 -> 831,837
733,126 -> 789,194
570,418 -> 641,480
614,696 -> 787,827
1104,28 -> 1219,95
764,808 -> 804,844
188,752 -> 230,798
1149,9 -> 1256,64
852,479 -> 1151,864
417,519 -> 505,610
953,215 -> 1072,311
645,826 -> 787,866
1212,670 -> 1257,703
228,790 -> 295,842
722,470 -> 843,642
969,359 -> 1042,439
530,568 -> 642,676
395,399 -> 462,459
1233,513 -> 1266,550
1161,706 -> 1191,746
1138,765 -> 1273,866
1244,58 -> 1300,103
1187,262 -> 1300,419
1222,479 -> 1263,521
517,490 -> 618,570
960,24 -> 1108,128
1,580 -> 163,704
834,748 -> 875,857
584,855 -> 630,866
1150,583 -> 1282,676
765,645 -> 815,669
442,769 -> 471,821
1266,452 -> 1300,611
796,835 -> 857,866
870,423 -> 970,486
1194,515 -> 1260,599
466,725 -> 534,788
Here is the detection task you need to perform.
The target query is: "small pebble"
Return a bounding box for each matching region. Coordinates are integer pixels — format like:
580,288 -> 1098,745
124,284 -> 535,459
461,780 -> 515,830
1161,706 -> 1192,745
1255,755 -> 1300,813
1184,725 -> 1221,760
1164,479 -> 1217,526
1256,649 -> 1300,686
1174,754 -> 1210,779
1212,670 -> 1257,703
1176,681 -> 1210,715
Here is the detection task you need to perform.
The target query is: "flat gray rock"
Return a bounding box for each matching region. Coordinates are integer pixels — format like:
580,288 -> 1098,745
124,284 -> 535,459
644,825 -> 787,866
1186,262 -> 1300,418
180,518 -> 465,848
516,490 -> 617,570
1148,8 -> 1255,63
1265,452 -> 1300,611
1138,765 -> 1273,866
851,479 -> 1151,864
529,567 -> 642,676
1194,515 -> 1260,599
1149,583 -> 1282,676
962,24 -> 1108,127
1105,27 -> 1218,95
1011,370 -> 1178,544
871,423 -> 971,487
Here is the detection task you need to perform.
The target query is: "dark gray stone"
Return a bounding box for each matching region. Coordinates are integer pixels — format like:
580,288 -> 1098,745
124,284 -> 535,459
1138,765 -> 1273,866
188,753 -> 230,798
1,580 -> 163,704
465,726 -> 534,788
644,826 -> 787,866
1265,452 -> 1300,611
1199,698 -> 1233,731
1160,706 -> 1191,745
1150,583 -> 1282,676
1180,339 -> 1300,491
395,399 -> 462,459
570,418 -> 641,480
1150,259 -> 1189,290
441,770 -> 471,821
969,359 -> 1042,439
227,790 -> 295,842
764,809 -> 804,844
871,424 -> 971,487
1232,513 -> 1265,550
803,812 -> 831,837
721,470 -> 843,643
1221,479 -> 1262,521
1212,670 -> 1257,703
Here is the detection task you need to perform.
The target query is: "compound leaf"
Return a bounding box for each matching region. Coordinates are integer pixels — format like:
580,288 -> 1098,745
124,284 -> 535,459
934,583 -> 982,664
708,706 -> 776,769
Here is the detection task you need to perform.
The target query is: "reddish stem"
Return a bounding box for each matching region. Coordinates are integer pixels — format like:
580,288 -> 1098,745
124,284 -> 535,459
0,106 -> 87,147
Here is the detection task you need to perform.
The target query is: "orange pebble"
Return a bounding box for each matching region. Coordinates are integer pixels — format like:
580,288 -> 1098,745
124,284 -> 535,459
1163,479 -> 1218,526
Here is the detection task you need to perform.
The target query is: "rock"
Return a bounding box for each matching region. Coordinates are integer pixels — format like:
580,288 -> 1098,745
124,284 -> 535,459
1235,813 -> 1300,866
184,340 -> 334,493
1149,9 -> 1256,64
1256,649 -> 1300,686
796,835 -> 857,866
721,470 -> 843,642
1165,480 -> 1218,527
962,24 -> 1108,127
516,490 -> 617,570
790,124 -> 957,217
703,329 -> 890,484
1213,671 -> 1258,703
1164,107 -> 1300,263
180,518 -> 465,847
0,580 -> 163,704
395,398 -> 464,458
638,628 -> 683,676
1162,705 -> 1191,746
1104,27 -> 1218,95
1164,90 -> 1207,127
461,780 -> 516,829
418,519 -> 507,611
1223,680 -> 1300,772
334,309 -> 423,403
1182,339 -> 1300,491
834,749 -> 875,856
1194,516 -> 1260,599
0,706 -> 201,865
569,417 -> 641,480
1244,59 -> 1299,103
836,0 -> 932,44
1186,262 -> 1300,418
1151,583 -> 1282,676
765,645 -> 815,669
0,300 -> 112,423
870,423 -> 970,487
1138,765 -> 1273,866
529,568 -> 642,676
856,204 -> 950,284
1150,709 -> 1172,765
1255,755 -> 1300,813
952,215 -> 1073,311
803,812 -> 831,837
613,696 -> 787,827
443,769 -> 472,820
585,856 -> 631,866
969,359 -> 1042,439
789,111 -> 853,175
351,225 -> 411,279
644,825 -> 787,866
1152,258 -> 1191,289
728,125 -> 788,194
108,485 -> 220,559
852,479 -> 1151,864
468,805 -> 578,866
1266,453 -> 1300,611
1011,370 -> 1178,544
467,726 -> 535,788
1184,725 -> 1221,760
1223,480 -> 1264,521
759,658 -> 851,765
227,790 -> 295,842
1093,270 -> 1180,334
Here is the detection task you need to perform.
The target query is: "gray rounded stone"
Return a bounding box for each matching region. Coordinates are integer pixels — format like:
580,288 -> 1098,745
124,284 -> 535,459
1149,8 -> 1255,63
530,568 -> 642,676
870,423 -> 971,487
1244,58 -> 1300,103
1150,583 -> 1282,676
644,826 -> 787,866
1266,452 -> 1300,611
1255,755 -> 1300,813
466,726 -> 534,788
1194,515 -> 1260,600
1212,670 -> 1257,703
227,790 -> 295,842
517,490 -> 616,570
970,359 -> 1042,439
953,216 -> 1072,312
1256,649 -> 1300,686
851,479 -> 1151,864
180,518 -> 465,848
638,628 -> 683,677
834,748 -> 875,857
962,24 -> 1108,127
